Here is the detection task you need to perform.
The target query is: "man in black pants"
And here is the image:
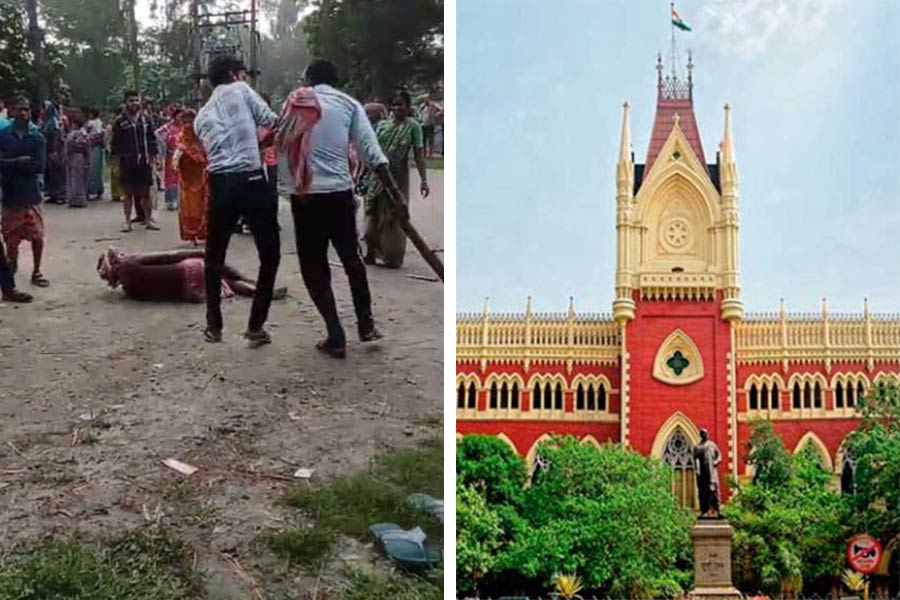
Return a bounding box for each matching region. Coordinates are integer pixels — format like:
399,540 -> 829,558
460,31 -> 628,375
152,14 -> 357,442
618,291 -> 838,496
0,237 -> 31,303
194,55 -> 280,346
288,60 -> 405,358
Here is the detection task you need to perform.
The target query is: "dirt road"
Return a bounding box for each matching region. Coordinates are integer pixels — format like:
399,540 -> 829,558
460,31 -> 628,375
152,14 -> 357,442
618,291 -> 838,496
0,170 -> 443,596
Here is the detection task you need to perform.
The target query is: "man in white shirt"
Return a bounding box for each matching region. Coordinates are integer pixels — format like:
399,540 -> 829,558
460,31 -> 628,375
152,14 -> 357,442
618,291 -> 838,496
194,54 -> 280,347
289,60 -> 404,359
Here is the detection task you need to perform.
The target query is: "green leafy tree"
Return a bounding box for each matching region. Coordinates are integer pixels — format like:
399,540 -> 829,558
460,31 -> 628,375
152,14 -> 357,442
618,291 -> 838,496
844,381 -> 900,547
726,421 -> 849,595
0,9 -> 35,102
456,435 -> 527,506
304,0 -> 443,100
456,482 -> 503,596
502,437 -> 692,599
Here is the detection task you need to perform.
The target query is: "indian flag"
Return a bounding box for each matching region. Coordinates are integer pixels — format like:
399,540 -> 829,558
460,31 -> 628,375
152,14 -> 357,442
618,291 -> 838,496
672,6 -> 691,31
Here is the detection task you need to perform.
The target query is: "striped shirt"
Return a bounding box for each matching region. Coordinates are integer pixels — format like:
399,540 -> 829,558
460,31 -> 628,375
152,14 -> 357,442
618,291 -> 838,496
307,84 -> 387,194
195,81 -> 278,174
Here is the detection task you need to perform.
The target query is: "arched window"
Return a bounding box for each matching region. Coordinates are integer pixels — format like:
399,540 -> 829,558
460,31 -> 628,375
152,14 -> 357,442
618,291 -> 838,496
803,381 -> 812,409
532,383 -> 541,410
836,381 -> 844,409
598,384 -> 607,410
500,382 -> 509,409
771,383 -> 779,409
760,383 -> 769,410
662,428 -> 696,510
489,383 -> 498,409
576,384 -> 585,410
749,384 -> 758,410
457,382 -> 464,409
554,383 -> 563,410
793,382 -> 801,409
855,381 -> 864,407
587,385 -> 596,410
543,382 -> 553,410
511,383 -> 519,409
840,447 -> 857,495
814,382 -> 822,409
467,382 -> 477,409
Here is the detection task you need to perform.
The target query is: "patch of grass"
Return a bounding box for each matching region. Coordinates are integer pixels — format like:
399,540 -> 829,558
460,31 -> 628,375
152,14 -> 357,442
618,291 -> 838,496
0,527 -> 202,600
266,527 -> 335,568
186,500 -> 220,528
341,569 -> 442,600
282,438 -> 443,541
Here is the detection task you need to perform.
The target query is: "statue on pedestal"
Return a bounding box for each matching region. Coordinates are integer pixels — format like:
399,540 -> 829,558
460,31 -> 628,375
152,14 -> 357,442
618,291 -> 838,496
693,428 -> 722,518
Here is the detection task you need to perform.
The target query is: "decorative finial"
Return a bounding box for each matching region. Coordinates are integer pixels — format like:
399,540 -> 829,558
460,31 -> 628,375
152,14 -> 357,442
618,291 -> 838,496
657,52 -> 663,89
568,296 -> 575,317
673,112 -> 681,127
482,297 -> 490,316
864,297 -> 870,317
687,50 -> 694,98
525,296 -> 532,316
619,101 -> 632,163
779,298 -> 786,317
721,103 -> 735,166
822,297 -> 828,317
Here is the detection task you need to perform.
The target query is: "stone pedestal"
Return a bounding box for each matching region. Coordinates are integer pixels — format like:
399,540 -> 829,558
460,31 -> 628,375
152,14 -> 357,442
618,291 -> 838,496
689,519 -> 742,600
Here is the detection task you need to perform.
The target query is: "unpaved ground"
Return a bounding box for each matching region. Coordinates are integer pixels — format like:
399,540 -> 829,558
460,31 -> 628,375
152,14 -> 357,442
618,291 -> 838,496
0,170 -> 443,597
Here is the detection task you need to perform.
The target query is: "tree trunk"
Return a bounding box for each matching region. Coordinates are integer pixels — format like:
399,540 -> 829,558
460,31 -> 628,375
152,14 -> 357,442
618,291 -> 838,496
24,0 -> 47,106
124,0 -> 140,90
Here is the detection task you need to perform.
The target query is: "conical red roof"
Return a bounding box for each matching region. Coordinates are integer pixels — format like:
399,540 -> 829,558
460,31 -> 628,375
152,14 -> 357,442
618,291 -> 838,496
645,95 -> 706,174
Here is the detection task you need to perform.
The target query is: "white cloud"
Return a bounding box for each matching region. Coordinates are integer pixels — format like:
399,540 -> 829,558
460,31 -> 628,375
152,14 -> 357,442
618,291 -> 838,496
697,0 -> 841,58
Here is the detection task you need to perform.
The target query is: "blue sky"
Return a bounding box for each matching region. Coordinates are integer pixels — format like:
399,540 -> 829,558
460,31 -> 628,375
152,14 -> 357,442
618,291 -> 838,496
457,0 -> 900,316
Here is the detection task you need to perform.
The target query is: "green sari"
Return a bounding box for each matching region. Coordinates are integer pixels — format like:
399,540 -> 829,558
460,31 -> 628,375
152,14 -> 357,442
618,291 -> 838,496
364,117 -> 423,268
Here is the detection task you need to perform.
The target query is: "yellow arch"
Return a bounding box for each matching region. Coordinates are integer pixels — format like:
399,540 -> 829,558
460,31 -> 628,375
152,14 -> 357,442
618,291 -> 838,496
794,431 -> 833,471
484,372 -> 526,389
495,433 -> 518,455
580,434 -> 602,448
571,373 -> 612,391
524,433 -> 555,469
650,411 -> 701,458
526,372 -> 568,391
456,372 -> 482,389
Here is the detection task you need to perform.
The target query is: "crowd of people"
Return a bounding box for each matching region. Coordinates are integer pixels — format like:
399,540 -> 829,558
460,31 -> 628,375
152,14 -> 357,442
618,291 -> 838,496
0,56 -> 440,357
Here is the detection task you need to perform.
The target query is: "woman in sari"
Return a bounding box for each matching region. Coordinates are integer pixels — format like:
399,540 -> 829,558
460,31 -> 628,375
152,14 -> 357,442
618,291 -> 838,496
43,102 -> 67,204
85,108 -> 105,199
172,110 -> 207,244
156,108 -> 182,211
64,114 -> 90,208
362,92 -> 430,268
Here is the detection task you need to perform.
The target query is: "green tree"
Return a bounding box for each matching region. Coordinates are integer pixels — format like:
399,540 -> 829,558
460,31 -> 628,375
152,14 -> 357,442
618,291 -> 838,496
0,9 -> 35,102
844,381 -> 900,547
504,438 -> 693,598
304,0 -> 443,100
456,482 -> 503,596
456,435 -> 527,506
726,421 -> 849,595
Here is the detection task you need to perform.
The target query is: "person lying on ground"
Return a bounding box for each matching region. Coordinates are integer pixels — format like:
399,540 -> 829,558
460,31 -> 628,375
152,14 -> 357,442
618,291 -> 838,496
97,247 -> 287,304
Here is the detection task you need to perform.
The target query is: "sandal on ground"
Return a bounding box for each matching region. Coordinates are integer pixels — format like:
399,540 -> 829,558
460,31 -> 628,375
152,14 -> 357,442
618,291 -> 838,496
121,223 -> 132,233
2,289 -> 33,303
204,328 -> 222,343
359,325 -> 384,343
145,221 -> 160,231
316,338 -> 346,359
31,273 -> 49,288
244,328 -> 272,348
272,287 -> 288,300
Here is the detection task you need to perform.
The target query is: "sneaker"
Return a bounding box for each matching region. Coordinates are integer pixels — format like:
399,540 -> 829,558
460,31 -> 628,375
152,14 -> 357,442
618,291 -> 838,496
358,324 -> 384,343
316,338 -> 346,359
204,327 -> 222,343
244,328 -> 272,348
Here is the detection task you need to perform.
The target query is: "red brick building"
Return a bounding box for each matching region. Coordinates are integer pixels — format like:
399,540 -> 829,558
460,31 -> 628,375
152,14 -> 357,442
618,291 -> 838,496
456,56 -> 900,509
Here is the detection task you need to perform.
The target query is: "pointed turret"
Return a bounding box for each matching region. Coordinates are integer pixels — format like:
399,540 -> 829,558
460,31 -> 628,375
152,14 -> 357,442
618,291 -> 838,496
719,103 -> 739,191
616,102 -> 634,195
645,54 -> 705,175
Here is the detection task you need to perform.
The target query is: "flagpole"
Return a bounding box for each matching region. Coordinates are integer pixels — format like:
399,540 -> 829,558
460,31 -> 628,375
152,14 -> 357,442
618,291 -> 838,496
670,1 -> 676,79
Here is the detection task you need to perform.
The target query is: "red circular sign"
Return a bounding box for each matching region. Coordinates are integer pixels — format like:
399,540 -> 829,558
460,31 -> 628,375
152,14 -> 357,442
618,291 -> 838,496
847,534 -> 883,574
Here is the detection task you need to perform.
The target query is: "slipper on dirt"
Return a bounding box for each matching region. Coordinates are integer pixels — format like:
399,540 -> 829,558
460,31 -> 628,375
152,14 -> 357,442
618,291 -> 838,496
31,274 -> 49,288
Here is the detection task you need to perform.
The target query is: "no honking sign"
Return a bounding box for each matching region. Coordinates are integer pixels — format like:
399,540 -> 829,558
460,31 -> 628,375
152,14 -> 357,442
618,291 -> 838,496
847,533 -> 883,574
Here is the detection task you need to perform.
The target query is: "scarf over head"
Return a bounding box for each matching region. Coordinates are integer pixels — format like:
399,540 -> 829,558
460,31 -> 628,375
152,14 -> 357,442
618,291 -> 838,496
276,87 -> 322,194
